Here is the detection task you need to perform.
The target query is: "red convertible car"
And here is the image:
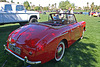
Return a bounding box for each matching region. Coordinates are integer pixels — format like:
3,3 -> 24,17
4,13 -> 86,64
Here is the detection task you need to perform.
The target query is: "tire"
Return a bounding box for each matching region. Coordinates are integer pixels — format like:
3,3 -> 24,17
81,30 -> 84,39
19,22 -> 28,26
29,18 -> 38,23
54,41 -> 65,61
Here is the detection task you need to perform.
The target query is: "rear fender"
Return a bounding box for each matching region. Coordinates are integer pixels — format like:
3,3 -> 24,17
81,21 -> 86,31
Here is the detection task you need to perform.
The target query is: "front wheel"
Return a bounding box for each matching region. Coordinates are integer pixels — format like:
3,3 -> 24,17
54,41 -> 65,61
29,18 -> 38,23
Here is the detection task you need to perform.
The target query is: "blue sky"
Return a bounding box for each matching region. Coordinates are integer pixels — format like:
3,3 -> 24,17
7,0 -> 100,8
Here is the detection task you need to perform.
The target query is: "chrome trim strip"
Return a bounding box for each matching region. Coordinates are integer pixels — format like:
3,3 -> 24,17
63,32 -> 68,35
4,45 -> 41,64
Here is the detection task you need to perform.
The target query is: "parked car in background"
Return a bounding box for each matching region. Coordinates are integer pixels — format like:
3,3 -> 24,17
83,12 -> 89,15
93,12 -> 100,17
0,2 -> 40,26
88,12 -> 96,16
4,13 -> 86,64
74,12 -> 83,14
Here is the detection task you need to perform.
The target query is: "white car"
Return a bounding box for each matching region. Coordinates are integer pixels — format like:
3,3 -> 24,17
0,2 -> 40,25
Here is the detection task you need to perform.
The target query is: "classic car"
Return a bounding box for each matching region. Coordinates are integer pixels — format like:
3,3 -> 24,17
4,13 -> 86,64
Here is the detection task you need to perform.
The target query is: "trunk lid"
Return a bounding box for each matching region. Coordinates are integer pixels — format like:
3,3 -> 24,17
11,24 -> 53,48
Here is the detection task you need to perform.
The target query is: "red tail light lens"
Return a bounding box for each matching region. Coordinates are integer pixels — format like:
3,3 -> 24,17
11,38 -> 15,43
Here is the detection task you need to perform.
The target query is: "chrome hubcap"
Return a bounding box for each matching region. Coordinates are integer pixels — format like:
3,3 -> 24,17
56,44 -> 63,59
55,42 -> 65,61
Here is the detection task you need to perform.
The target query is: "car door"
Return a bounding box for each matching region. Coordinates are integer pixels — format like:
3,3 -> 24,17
68,14 -> 80,44
16,5 -> 28,22
0,13 -> 3,23
72,22 -> 80,40
3,4 -> 18,23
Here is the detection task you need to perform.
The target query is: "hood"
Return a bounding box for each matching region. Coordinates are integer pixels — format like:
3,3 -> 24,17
10,24 -> 53,48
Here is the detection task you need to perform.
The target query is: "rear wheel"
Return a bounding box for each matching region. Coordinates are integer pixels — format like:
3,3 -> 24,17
55,41 -> 65,61
29,18 -> 38,23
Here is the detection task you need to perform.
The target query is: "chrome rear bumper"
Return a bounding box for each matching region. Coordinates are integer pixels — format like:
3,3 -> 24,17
4,45 -> 41,64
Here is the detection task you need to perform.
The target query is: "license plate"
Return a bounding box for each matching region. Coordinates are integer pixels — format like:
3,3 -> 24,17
9,43 -> 21,55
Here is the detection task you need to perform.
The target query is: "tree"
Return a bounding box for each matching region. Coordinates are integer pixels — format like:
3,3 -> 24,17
17,2 -> 19,4
31,5 -> 35,10
49,4 -> 50,9
34,6 -> 40,11
39,4 -> 40,7
95,5 -> 100,10
59,0 -> 75,10
30,2 -> 32,4
39,4 -> 43,12
95,5 -> 98,10
98,6 -> 100,10
83,2 -> 89,11
29,2 -> 32,9
23,1 -> 31,10
86,2 -> 89,10
51,4 -> 54,9
66,4 -> 72,9
0,0 -> 6,2
87,2 -> 89,7
11,0 -> 14,3
55,3 -> 56,9
78,7 -> 82,10
91,2 -> 94,11
43,7 -> 49,11
59,1 -> 67,9
72,3 -> 75,8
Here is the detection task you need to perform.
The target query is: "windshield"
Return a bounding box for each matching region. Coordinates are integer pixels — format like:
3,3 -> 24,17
52,14 -> 69,20
41,13 -> 75,26
51,13 -> 76,24
4,4 -> 12,11
16,5 -> 25,11
48,15 -> 52,21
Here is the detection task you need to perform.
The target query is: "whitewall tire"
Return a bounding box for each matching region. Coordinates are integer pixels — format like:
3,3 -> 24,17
55,41 -> 65,61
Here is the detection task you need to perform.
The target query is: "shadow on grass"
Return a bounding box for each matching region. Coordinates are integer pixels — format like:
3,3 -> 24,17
0,24 -> 20,33
1,40 -> 97,67
0,24 -> 20,44
83,37 -> 89,40
31,40 -> 97,67
98,21 -> 100,22
0,24 -> 21,67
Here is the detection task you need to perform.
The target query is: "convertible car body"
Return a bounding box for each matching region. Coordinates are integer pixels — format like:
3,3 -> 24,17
4,13 -> 86,64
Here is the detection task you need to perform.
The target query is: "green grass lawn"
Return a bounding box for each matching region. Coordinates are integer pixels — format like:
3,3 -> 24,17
0,14 -> 100,67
